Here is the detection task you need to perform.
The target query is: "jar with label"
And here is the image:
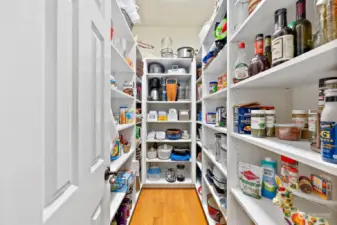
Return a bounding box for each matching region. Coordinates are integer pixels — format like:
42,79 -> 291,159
280,156 -> 299,188
251,110 -> 266,138
325,79 -> 337,90
209,81 -> 218,94
266,110 -> 275,137
272,8 -> 295,67
319,77 -> 337,110
321,89 -> 337,164
308,109 -> 318,141
292,110 -> 308,128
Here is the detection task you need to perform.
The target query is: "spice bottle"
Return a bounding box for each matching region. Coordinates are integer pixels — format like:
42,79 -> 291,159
314,0 -> 329,48
248,34 -> 271,77
292,110 -> 308,128
321,89 -> 337,164
266,110 -> 276,137
272,8 -> 295,67
264,35 -> 272,66
234,42 -> 249,82
251,110 -> 266,138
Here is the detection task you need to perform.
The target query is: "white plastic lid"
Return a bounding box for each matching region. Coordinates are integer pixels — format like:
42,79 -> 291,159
274,123 -> 303,128
292,110 -> 308,114
265,110 -> 275,114
251,110 -> 265,114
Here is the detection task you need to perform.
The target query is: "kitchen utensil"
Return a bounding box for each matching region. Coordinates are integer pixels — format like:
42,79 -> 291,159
147,143 -> 157,159
213,176 -> 227,195
181,130 -> 190,139
172,148 -> 189,156
157,144 -> 173,159
148,63 -> 164,73
147,166 -> 161,181
149,89 -> 159,101
176,164 -> 185,182
160,77 -> 167,101
147,111 -> 158,121
179,110 -> 189,121
167,65 -> 187,74
166,78 -> 178,101
166,129 -> 182,140
161,37 -> 173,58
207,194 -> 222,222
168,108 -> 178,121
177,47 -> 195,58
149,78 -> 161,101
166,168 -> 176,182
177,83 -> 186,101
155,131 -> 166,140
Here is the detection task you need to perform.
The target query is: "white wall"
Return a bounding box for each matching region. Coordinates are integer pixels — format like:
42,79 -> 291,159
132,26 -> 201,58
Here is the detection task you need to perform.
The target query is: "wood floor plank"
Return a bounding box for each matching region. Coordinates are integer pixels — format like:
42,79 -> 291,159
130,188 -> 207,225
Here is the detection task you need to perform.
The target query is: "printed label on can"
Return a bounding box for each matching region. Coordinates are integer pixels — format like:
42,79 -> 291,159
321,121 -> 337,161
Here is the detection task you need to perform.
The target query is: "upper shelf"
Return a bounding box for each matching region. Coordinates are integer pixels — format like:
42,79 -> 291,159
111,88 -> 135,100
201,0 -> 227,51
203,45 -> 228,75
111,43 -> 135,73
231,40 -> 337,89
230,0 -> 295,43
111,0 -> 135,44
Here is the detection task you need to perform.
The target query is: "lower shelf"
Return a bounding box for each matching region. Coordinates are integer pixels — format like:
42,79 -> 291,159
231,188 -> 283,225
144,177 -> 193,188
110,192 -> 126,220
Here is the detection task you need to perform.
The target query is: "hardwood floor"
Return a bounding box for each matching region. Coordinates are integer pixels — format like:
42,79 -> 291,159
130,188 -> 207,225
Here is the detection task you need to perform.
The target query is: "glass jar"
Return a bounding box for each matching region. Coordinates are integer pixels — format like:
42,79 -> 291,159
280,156 -> 299,189
319,77 -> 337,110
292,110 -> 308,128
176,164 -> 185,182
266,110 -> 276,137
309,109 -> 318,142
251,110 -> 266,138
325,79 -> 337,90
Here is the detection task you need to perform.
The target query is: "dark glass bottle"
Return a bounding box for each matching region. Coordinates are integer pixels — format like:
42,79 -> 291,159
248,34 -> 271,76
264,35 -> 272,65
294,0 -> 313,56
272,8 -> 295,67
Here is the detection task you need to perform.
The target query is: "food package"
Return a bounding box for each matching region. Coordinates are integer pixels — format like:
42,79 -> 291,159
239,162 -> 263,199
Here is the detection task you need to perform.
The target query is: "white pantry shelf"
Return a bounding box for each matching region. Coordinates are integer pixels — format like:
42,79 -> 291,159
203,204 -> 217,225
110,43 -> 134,74
144,177 -> 193,188
147,73 -> 192,81
197,140 -> 203,148
203,176 -> 227,219
196,161 -> 202,170
146,139 -> 192,143
203,148 -> 227,177
110,192 -> 127,220
231,40 -> 337,89
146,120 -> 192,123
203,88 -> 227,100
110,148 -> 135,172
146,100 -> 192,104
146,158 -> 191,163
116,123 -> 135,131
111,88 -> 135,100
231,188 -> 284,225
196,75 -> 202,83
203,123 -> 227,134
203,45 -> 228,75
196,99 -> 202,104
231,132 -> 337,176
230,0 -> 295,43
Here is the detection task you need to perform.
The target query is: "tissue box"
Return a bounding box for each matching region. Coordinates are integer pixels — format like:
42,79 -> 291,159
111,170 -> 135,193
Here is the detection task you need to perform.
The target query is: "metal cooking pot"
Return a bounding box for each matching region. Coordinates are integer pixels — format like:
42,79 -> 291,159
177,47 -> 195,58
148,63 -> 165,73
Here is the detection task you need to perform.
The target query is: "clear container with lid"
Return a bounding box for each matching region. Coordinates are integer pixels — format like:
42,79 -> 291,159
251,110 -> 266,138
321,89 -> 337,164
292,110 -> 308,128
275,124 -> 302,141
265,110 -> 276,137
176,164 -> 186,182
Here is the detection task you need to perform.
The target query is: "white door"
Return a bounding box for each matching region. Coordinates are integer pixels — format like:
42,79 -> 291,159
0,1 -> 112,225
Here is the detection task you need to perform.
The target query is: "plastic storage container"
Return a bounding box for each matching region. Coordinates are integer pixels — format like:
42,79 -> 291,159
275,124 -> 302,141
158,144 -> 173,159
147,167 -> 161,181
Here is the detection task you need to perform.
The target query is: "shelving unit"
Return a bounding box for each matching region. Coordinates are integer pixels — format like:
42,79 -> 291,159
141,58 -> 196,189
108,1 -> 142,224
196,0 -> 337,224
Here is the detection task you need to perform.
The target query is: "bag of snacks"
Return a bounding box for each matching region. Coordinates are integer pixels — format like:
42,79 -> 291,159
239,162 -> 263,199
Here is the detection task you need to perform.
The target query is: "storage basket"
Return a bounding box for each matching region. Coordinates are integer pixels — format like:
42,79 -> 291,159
147,167 -> 161,181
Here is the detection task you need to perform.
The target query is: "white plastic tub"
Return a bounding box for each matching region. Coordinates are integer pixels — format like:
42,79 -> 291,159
158,144 -> 173,160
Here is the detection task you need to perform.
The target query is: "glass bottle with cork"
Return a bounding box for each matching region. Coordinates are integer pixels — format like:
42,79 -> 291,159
294,0 -> 313,56
248,34 -> 271,77
272,8 -> 295,67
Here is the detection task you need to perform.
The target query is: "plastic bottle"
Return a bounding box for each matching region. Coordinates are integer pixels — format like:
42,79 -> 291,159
321,89 -> 337,164
234,42 -> 249,82
261,157 -> 277,199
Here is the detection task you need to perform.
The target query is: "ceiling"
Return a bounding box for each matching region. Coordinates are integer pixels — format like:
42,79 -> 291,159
135,0 -> 215,27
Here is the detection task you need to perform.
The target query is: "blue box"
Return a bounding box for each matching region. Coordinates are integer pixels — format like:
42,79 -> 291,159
111,170 -> 134,193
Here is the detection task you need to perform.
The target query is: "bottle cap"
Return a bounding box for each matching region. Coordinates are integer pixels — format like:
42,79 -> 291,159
276,8 -> 287,15
238,42 -> 245,48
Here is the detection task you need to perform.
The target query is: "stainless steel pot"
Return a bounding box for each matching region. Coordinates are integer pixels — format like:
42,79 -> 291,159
177,47 -> 195,58
148,63 -> 165,73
